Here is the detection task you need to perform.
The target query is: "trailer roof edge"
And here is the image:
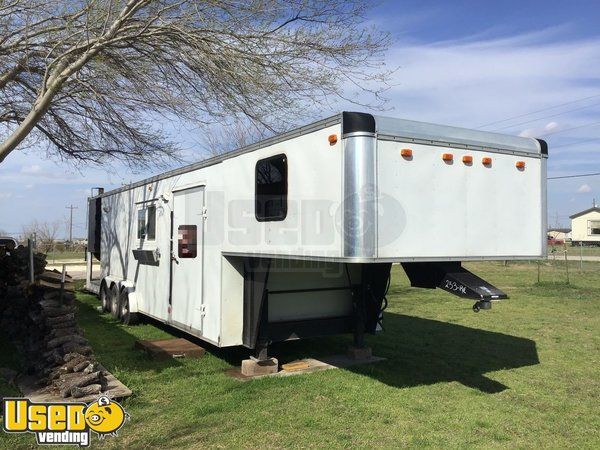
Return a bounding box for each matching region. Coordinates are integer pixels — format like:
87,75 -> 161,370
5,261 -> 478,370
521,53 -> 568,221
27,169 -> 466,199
91,113 -> 342,200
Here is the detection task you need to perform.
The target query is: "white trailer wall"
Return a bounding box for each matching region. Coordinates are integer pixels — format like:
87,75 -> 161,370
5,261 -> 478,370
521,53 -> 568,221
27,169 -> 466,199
376,140 -> 545,259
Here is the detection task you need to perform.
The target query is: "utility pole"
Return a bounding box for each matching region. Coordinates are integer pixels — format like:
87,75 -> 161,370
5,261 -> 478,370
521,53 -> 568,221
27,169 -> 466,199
66,205 -> 78,248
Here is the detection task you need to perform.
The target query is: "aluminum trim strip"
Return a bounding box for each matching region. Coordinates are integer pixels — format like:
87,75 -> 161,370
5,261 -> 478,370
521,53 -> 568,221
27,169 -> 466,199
377,134 -> 543,158
92,114 -> 342,200
221,251 -> 545,264
343,134 -> 377,258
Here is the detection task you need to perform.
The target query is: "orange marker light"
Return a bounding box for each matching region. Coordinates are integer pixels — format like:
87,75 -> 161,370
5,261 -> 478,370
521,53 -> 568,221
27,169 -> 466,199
482,157 -> 492,165
462,155 -> 473,164
442,153 -> 453,162
516,161 -> 526,169
328,134 -> 338,145
401,148 -> 413,158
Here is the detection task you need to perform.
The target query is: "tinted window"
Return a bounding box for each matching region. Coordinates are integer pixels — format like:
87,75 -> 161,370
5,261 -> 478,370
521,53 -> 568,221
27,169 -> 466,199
137,209 -> 146,239
256,154 -> 287,221
147,205 -> 156,240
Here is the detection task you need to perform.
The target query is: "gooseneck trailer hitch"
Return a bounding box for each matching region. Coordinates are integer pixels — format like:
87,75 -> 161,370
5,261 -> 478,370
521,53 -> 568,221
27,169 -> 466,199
401,262 -> 508,312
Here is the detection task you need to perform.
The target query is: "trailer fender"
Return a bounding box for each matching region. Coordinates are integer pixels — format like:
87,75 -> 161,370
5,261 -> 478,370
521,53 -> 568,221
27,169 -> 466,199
101,275 -> 119,291
100,276 -> 139,313
118,281 -> 140,314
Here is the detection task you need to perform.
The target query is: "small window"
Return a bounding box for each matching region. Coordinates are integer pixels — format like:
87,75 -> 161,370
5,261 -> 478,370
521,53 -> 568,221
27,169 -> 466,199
178,225 -> 197,258
256,154 -> 287,221
588,220 -> 600,236
147,205 -> 156,241
137,209 -> 146,239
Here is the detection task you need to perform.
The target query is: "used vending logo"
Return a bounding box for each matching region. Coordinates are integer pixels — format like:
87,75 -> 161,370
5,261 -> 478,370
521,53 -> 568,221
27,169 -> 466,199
2,396 -> 129,447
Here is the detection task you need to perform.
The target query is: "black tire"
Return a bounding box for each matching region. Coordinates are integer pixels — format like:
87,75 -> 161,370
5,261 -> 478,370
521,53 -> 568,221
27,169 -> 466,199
110,284 -> 121,319
100,283 -> 110,312
119,291 -> 139,325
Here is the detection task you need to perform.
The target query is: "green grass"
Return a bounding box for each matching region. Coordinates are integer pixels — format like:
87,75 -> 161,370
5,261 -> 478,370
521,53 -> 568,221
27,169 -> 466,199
45,251 -> 85,262
1,262 -> 599,448
548,244 -> 600,257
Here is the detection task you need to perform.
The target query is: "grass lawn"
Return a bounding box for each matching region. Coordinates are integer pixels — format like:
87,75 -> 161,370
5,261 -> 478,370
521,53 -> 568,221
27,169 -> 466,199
1,262 -> 599,448
45,251 -> 85,262
548,244 -> 600,257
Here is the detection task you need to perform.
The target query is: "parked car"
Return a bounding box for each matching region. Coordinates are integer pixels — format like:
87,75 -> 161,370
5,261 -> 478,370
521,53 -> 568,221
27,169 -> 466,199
547,236 -> 564,246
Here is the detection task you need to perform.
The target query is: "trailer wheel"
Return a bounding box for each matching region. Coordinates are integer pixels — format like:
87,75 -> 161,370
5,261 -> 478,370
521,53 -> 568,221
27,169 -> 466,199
120,291 -> 139,325
110,284 -> 120,319
100,283 -> 110,313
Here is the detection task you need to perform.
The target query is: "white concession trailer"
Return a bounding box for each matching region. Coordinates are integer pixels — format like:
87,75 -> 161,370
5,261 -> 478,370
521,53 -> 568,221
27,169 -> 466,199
86,112 -> 547,359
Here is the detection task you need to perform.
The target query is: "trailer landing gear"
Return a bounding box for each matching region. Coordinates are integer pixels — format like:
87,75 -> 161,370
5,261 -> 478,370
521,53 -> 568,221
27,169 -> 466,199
241,342 -> 278,377
347,274 -> 373,360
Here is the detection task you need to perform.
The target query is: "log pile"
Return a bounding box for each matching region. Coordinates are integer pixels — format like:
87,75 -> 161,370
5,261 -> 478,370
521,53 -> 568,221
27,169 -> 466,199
0,245 -> 109,398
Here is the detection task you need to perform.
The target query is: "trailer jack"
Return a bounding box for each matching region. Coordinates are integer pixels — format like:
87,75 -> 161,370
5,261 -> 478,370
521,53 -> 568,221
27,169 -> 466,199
472,300 -> 492,313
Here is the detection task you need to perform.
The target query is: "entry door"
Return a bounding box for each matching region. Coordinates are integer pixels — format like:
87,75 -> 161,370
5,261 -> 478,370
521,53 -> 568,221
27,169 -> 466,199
171,186 -> 205,332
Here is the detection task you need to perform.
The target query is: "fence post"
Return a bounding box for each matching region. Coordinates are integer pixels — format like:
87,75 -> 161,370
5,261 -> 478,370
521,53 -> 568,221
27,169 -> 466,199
580,242 -> 583,271
28,237 -> 34,284
59,264 -> 66,305
563,243 -> 569,284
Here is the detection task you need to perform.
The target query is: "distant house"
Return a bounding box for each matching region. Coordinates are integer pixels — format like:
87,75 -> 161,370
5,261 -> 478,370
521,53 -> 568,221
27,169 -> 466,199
547,227 -> 571,242
570,206 -> 600,245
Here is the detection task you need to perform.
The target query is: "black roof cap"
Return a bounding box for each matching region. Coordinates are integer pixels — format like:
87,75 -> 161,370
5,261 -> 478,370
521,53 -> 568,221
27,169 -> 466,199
536,139 -> 548,156
342,112 -> 375,135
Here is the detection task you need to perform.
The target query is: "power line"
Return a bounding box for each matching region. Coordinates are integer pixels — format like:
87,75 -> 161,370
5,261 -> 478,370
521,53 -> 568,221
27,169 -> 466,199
548,172 -> 600,180
552,137 -> 600,149
542,120 -> 600,137
491,101 -> 600,132
476,93 -> 600,129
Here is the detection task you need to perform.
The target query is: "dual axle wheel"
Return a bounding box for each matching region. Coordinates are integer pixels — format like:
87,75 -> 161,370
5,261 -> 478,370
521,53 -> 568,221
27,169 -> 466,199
99,283 -> 139,325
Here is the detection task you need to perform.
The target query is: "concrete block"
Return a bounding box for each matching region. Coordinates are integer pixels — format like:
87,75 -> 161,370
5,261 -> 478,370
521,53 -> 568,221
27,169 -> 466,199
347,346 -> 372,360
241,357 -> 279,377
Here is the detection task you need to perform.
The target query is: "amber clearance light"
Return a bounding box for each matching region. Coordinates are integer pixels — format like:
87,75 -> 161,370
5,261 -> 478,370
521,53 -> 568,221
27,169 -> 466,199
462,155 -> 473,164
442,153 -> 453,162
482,157 -> 492,165
401,148 -> 413,158
516,161 -> 526,169
328,134 -> 338,145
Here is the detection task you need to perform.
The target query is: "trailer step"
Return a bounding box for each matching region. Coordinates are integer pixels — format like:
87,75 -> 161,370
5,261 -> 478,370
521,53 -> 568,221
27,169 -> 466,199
401,262 -> 508,301
135,338 -> 206,360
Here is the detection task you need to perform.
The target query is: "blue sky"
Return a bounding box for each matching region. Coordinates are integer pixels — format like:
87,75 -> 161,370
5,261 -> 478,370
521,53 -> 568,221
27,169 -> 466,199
1,0 -> 600,236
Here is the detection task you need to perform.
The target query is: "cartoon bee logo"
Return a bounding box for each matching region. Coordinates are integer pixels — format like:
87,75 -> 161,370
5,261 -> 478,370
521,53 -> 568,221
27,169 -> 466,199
84,396 -> 128,437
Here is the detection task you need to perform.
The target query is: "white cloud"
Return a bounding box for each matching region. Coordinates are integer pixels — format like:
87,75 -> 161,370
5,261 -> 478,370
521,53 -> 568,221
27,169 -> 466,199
25,184 -> 35,189
365,30 -> 600,132
20,164 -> 43,174
0,192 -> 13,199
519,121 -> 561,138
577,184 -> 592,193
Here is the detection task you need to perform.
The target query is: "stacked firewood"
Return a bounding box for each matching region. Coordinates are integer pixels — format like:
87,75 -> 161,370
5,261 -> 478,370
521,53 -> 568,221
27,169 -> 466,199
0,246 -> 109,398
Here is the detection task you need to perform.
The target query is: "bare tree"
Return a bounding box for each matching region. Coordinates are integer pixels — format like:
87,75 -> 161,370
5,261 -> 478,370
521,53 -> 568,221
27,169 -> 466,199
201,120 -> 265,156
0,0 -> 390,167
21,220 -> 61,252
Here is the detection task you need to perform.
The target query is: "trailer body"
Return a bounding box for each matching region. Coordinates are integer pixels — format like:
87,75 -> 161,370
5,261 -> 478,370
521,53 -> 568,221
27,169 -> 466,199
86,112 -> 547,349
